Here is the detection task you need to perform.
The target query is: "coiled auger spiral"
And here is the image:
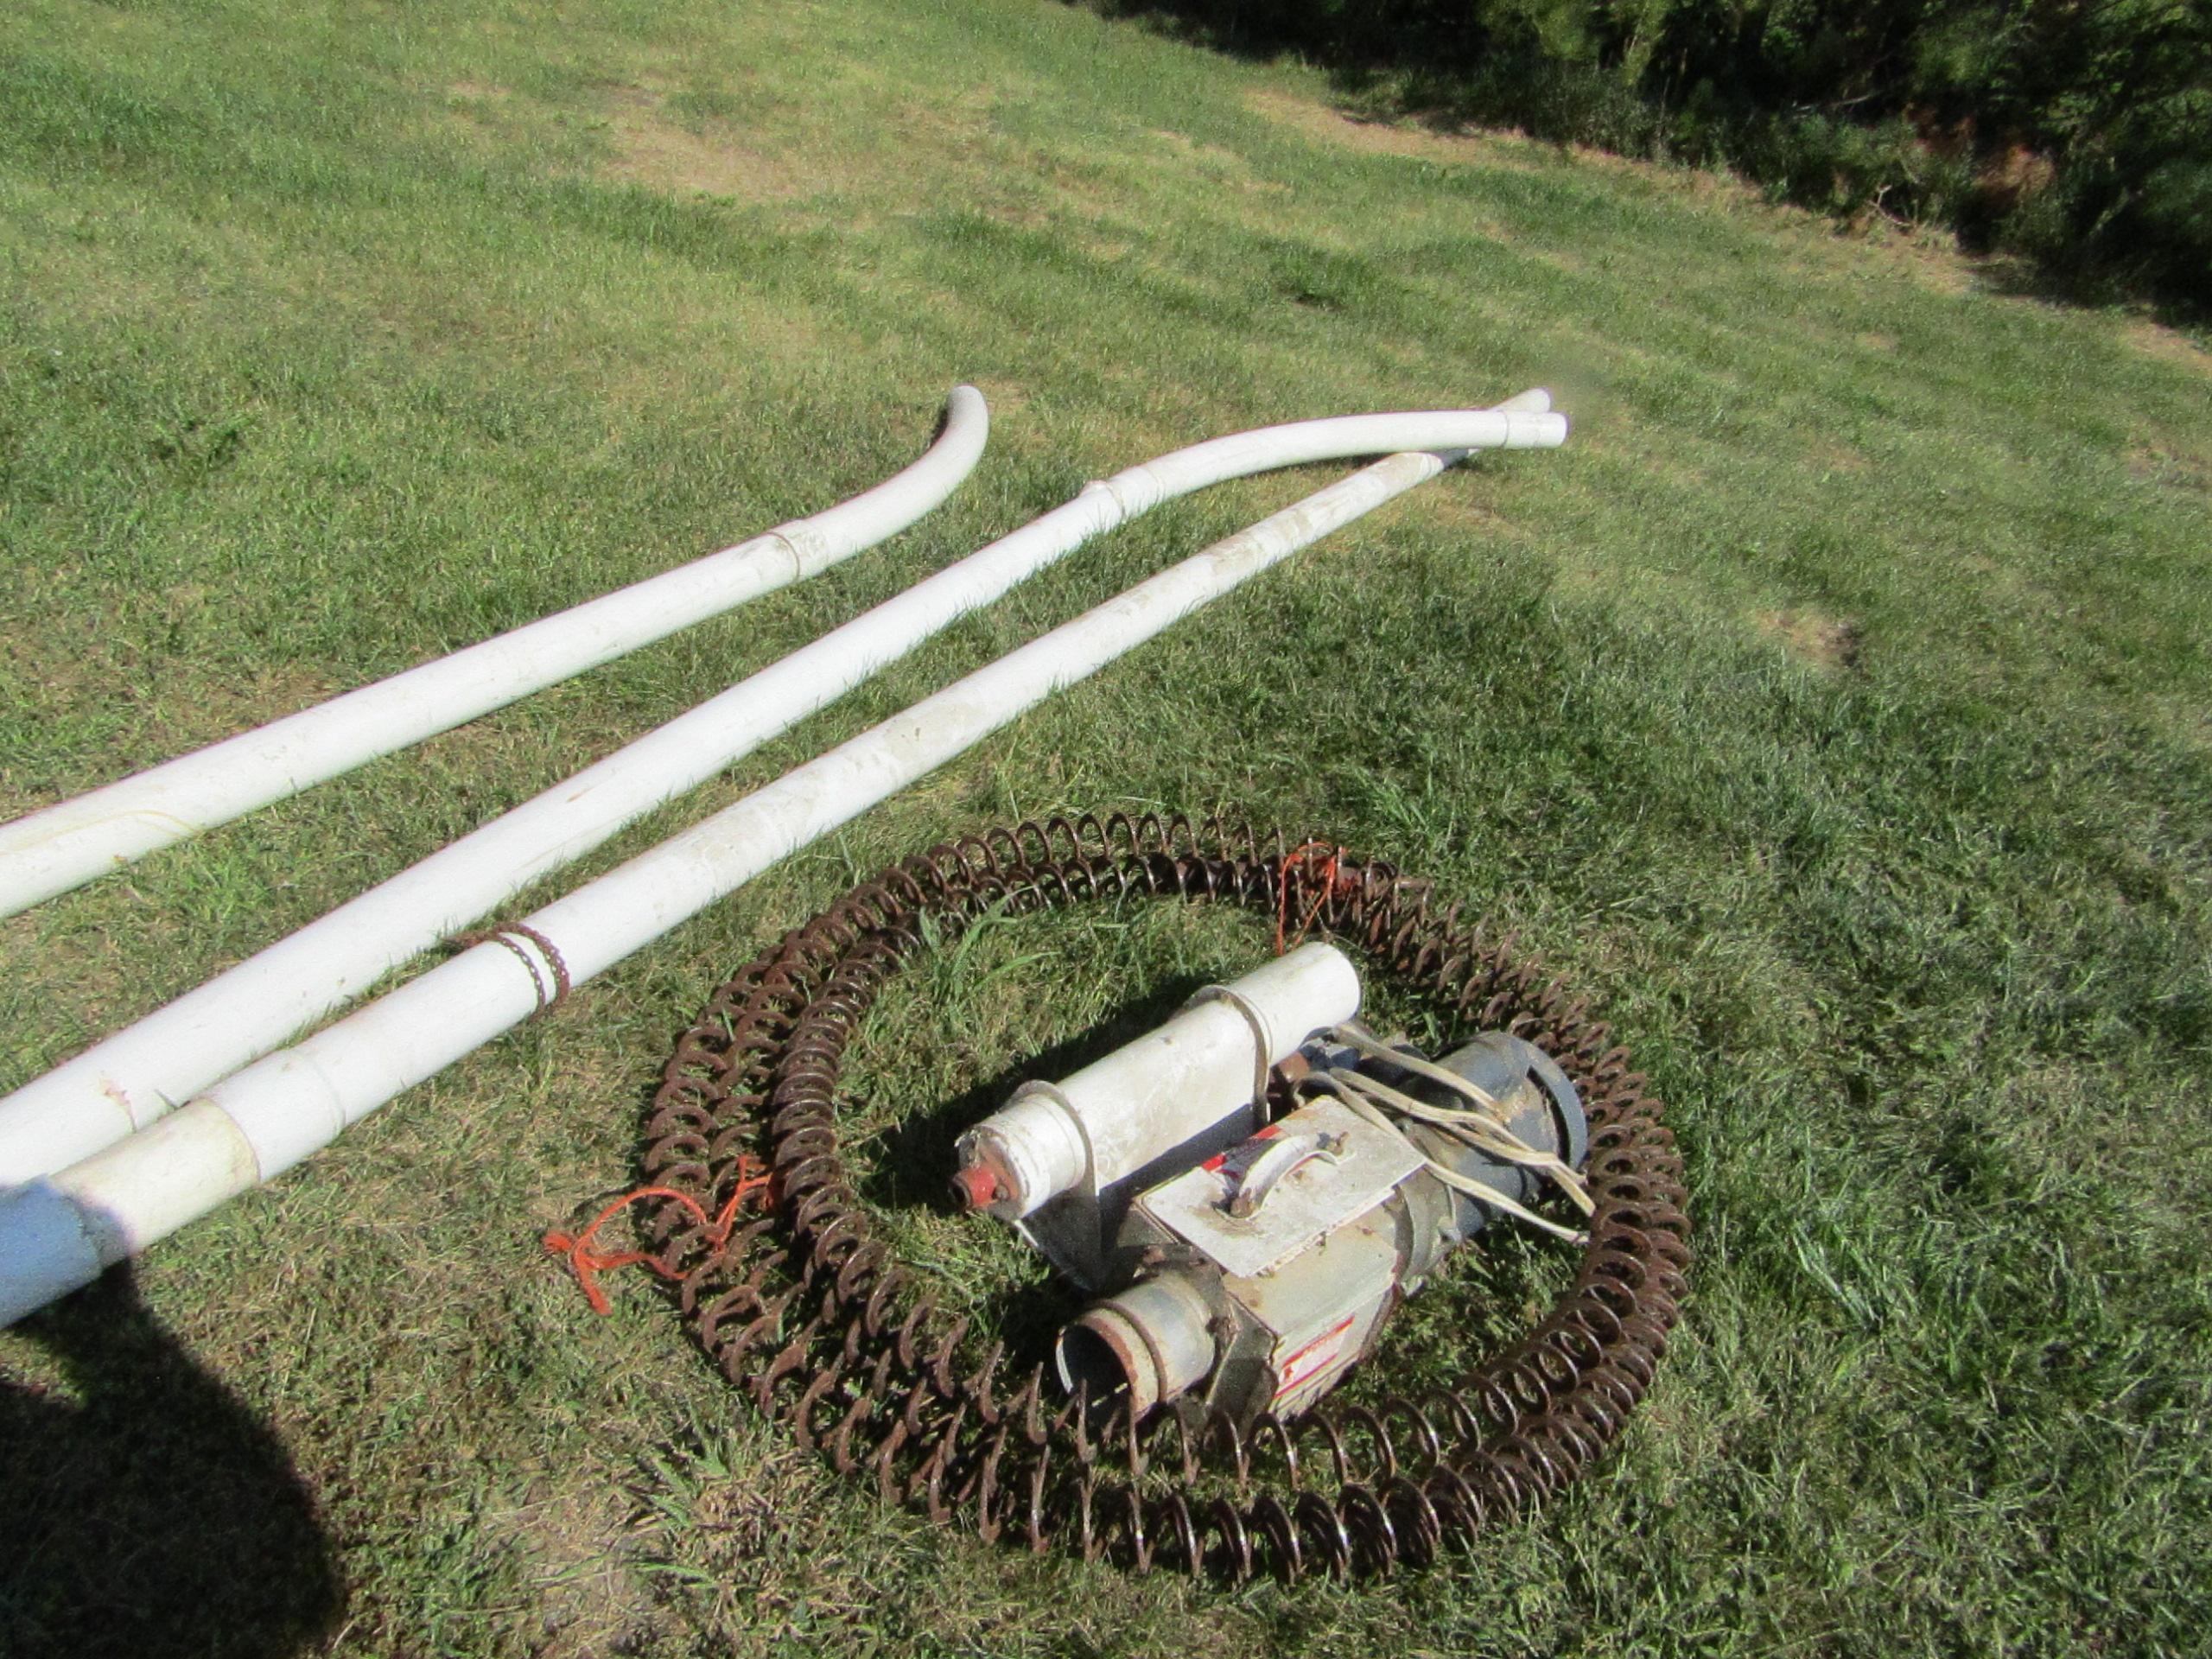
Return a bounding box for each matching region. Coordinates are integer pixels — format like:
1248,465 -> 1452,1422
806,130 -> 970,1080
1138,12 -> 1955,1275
633,813 -> 1688,1582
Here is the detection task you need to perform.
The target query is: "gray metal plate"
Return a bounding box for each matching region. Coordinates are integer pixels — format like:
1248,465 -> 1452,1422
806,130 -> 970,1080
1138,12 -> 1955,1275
1138,1097 -> 1425,1279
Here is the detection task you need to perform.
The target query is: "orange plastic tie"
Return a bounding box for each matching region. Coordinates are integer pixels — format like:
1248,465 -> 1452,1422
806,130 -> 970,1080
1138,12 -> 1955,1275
543,1156 -> 774,1315
1274,841 -> 1348,954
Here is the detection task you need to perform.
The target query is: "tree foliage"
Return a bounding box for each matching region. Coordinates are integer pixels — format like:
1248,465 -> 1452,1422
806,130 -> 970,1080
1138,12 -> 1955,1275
1113,0 -> 2211,308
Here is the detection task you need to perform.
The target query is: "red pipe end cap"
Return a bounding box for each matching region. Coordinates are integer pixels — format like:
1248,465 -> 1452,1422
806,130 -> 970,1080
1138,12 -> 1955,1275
950,1161 -> 1002,1211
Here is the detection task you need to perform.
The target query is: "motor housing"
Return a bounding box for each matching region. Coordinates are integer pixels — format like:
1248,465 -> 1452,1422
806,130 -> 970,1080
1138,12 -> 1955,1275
957,954 -> 1588,1425
1058,1031 -> 1586,1422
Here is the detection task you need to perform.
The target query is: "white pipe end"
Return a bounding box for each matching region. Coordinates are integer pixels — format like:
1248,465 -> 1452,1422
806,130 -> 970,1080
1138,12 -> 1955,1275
956,1084 -> 1088,1218
0,1179 -> 106,1326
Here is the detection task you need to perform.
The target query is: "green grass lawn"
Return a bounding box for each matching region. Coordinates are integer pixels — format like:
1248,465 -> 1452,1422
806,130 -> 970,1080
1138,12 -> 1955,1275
3,0 -> 2209,1653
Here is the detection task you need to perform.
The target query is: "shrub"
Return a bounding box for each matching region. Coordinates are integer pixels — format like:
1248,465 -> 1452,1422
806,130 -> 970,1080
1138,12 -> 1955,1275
1105,0 -> 2212,311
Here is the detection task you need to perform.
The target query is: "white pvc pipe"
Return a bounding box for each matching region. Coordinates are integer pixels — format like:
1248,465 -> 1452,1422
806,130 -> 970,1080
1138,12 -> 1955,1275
957,941 -> 1362,1219
0,395 -> 1557,1185
0,387 -> 991,920
0,397 -> 1565,1323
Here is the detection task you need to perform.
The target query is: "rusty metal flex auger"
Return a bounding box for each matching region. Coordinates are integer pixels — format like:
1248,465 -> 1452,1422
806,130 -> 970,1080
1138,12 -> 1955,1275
635,814 -> 1689,1583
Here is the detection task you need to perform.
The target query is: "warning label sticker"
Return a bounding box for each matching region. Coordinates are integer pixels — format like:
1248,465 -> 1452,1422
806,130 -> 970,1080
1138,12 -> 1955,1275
1275,1314 -> 1357,1399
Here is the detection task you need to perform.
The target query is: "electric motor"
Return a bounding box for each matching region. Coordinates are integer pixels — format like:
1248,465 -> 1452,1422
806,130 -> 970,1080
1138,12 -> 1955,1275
953,944 -> 1590,1424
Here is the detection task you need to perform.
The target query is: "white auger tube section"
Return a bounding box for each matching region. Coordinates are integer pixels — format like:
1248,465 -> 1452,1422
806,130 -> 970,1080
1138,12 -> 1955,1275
0,387 -> 991,920
955,943 -> 1364,1220
0,397 -> 1557,1184
0,397 -> 1565,1323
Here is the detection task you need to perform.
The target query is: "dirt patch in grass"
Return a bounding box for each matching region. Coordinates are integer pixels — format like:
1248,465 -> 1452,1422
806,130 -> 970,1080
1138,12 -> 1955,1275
1762,607 -> 1865,671
1244,86 -> 1543,173
2122,318 -> 2212,378
438,79 -> 537,156
1143,126 -> 1252,179
444,76 -> 813,202
1773,218 -> 1973,299
1866,229 -> 1976,296
508,1475 -> 652,1658
2128,441 -> 2209,495
600,86 -> 808,201
2152,690 -> 2212,757
1808,438 -> 1869,475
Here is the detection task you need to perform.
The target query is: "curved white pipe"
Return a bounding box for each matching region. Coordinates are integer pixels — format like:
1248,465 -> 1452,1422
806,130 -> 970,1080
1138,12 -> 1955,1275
0,396 -> 1566,1323
0,386 -> 992,920
0,394 -> 1557,1185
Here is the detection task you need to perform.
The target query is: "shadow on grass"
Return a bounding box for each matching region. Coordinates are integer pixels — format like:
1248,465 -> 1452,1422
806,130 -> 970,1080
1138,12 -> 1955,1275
860,970 -> 1215,1213
0,1267 -> 342,1659
852,971 -> 1220,1366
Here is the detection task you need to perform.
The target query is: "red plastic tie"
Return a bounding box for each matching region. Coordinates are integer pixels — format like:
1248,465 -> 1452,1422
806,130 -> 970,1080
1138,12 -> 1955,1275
543,1156 -> 774,1315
